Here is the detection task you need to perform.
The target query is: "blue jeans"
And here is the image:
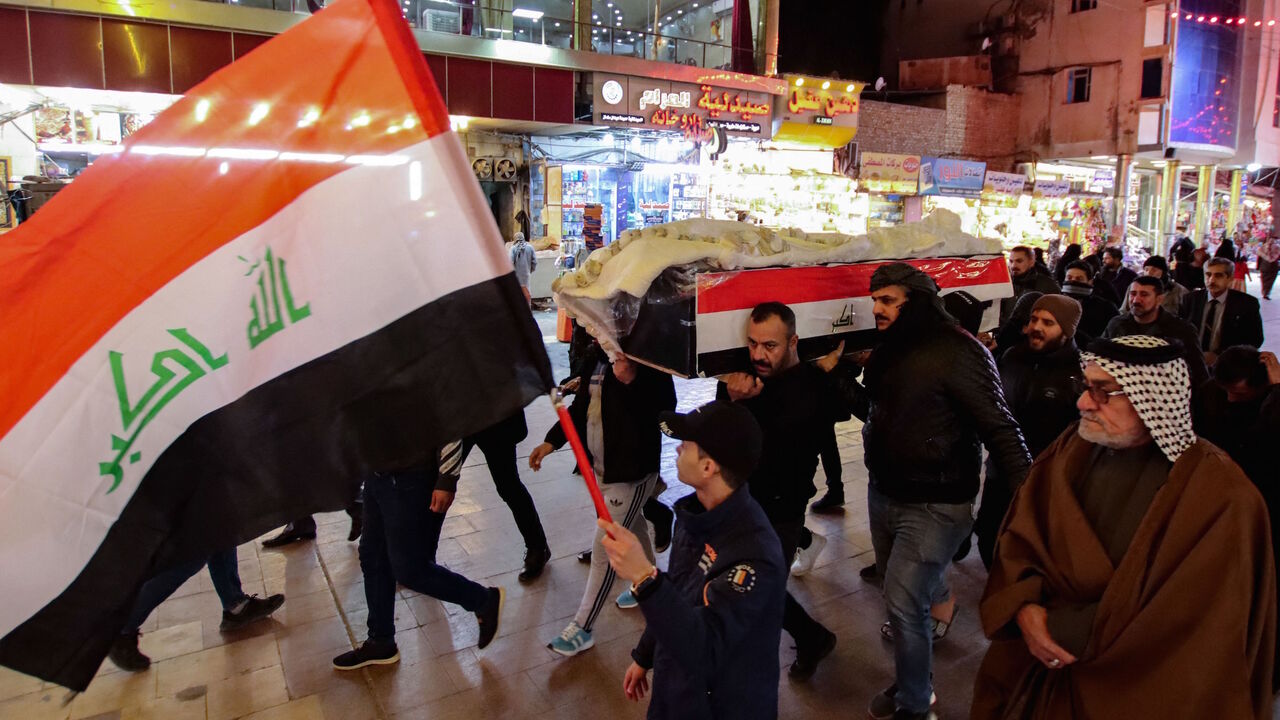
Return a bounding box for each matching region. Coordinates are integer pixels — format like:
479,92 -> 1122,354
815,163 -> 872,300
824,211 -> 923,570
124,547 -> 245,634
360,468 -> 489,643
868,485 -> 974,714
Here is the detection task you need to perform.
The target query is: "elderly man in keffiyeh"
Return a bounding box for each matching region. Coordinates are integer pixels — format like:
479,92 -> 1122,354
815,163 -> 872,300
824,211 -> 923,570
972,335 -> 1277,720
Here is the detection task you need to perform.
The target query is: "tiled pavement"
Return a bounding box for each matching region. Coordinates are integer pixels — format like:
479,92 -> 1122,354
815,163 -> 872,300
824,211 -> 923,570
3,284 -> 1278,720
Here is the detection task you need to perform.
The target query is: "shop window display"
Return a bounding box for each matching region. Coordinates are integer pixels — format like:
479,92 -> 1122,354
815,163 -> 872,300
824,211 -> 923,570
559,163 -> 697,245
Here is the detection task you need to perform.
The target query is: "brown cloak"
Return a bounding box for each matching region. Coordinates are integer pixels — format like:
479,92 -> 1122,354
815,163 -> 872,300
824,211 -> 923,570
972,429 -> 1276,720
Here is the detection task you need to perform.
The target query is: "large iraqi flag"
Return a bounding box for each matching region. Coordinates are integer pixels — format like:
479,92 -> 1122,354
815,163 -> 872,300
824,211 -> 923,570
0,0 -> 552,690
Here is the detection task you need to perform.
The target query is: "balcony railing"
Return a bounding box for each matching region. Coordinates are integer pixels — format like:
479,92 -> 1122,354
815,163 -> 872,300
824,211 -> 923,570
207,0 -> 752,72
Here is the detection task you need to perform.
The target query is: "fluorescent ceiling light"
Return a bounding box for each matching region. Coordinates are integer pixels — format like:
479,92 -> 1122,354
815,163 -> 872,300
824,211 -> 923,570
513,8 -> 543,19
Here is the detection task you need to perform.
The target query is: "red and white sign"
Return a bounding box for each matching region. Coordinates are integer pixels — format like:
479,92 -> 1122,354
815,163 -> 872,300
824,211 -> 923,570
695,257 -> 1012,356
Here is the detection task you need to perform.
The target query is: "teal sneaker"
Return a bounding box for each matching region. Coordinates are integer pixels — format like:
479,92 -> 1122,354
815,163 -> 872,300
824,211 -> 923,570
547,622 -> 594,657
616,589 -> 638,609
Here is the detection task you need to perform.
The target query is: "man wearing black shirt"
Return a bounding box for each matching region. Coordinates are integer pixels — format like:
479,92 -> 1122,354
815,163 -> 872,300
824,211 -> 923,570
716,302 -> 840,680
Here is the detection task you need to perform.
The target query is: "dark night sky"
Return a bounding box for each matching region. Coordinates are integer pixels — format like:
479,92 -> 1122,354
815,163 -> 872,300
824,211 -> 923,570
777,0 -> 887,81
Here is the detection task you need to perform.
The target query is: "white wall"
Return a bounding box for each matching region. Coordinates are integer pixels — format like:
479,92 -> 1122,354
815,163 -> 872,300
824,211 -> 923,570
0,113 -> 38,180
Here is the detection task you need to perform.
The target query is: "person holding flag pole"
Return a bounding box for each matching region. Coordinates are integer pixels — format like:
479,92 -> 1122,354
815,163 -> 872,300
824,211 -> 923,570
599,400 -> 786,720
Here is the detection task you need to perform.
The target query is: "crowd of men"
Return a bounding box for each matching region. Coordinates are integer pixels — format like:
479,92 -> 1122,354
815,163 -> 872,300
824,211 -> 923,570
106,238 -> 1280,720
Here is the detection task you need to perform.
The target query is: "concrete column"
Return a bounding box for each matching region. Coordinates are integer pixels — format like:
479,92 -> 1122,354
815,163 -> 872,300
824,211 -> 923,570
1227,169 -> 1243,235
573,0 -> 591,51
1111,154 -> 1134,242
761,0 -> 780,77
1159,160 -> 1181,248
1193,165 -> 1216,245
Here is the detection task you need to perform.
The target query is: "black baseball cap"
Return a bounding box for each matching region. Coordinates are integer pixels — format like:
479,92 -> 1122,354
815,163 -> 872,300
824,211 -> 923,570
658,401 -> 762,480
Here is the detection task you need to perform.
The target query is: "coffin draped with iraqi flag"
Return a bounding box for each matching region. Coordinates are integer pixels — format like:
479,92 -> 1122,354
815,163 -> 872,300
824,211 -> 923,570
0,0 -> 552,690
552,213 -> 1015,376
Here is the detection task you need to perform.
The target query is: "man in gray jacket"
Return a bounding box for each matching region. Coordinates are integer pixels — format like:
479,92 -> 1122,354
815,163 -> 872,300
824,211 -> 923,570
509,231 -> 536,306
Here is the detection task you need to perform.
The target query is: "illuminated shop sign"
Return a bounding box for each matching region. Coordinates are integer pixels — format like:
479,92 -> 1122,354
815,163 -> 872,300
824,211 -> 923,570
773,75 -> 862,148
918,156 -> 987,198
860,152 -> 921,194
592,74 -> 774,140
787,87 -> 858,119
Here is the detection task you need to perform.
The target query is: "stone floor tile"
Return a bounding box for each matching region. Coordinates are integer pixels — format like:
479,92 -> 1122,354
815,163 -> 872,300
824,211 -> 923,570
138,622 -> 205,664
0,687 -> 78,720
0,665 -> 44,702
204,665 -> 289,720
239,694 -> 324,720
155,634 -> 280,698
365,657 -> 458,715
68,668 -> 156,719
119,695 -> 206,720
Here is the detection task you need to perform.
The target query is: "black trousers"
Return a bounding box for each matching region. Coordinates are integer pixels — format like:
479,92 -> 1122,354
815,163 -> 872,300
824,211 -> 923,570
974,470 -> 1013,569
462,434 -> 549,552
819,425 -> 842,494
774,518 -> 829,650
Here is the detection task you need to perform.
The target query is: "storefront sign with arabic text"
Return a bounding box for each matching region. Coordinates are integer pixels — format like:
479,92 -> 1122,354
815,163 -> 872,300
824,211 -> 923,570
592,74 -> 773,140
859,153 -> 920,195
918,156 -> 987,198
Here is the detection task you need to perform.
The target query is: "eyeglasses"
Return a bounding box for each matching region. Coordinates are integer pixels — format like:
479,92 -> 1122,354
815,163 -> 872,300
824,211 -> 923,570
1073,378 -> 1127,405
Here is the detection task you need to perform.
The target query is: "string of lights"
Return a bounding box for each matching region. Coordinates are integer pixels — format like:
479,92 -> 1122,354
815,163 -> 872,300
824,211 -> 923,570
1173,11 -> 1280,27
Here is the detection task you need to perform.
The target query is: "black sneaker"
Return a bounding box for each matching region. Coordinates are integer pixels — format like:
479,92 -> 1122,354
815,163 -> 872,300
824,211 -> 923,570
810,490 -> 846,514
868,684 -> 939,720
476,587 -> 504,649
518,546 -> 551,583
788,628 -> 836,681
644,500 -> 674,553
859,562 -> 882,584
577,550 -> 592,563
332,639 -> 399,670
108,632 -> 151,672
261,523 -> 316,549
219,594 -> 285,632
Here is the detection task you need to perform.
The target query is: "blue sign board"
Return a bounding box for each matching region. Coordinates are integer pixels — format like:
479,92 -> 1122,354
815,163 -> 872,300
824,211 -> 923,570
918,156 -> 987,198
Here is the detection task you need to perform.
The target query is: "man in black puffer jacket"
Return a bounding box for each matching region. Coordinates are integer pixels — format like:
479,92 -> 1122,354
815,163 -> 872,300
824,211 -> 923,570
975,295 -> 1083,568
827,262 -> 1031,720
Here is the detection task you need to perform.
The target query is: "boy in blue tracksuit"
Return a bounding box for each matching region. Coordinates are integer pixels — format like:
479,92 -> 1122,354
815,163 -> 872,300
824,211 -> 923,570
599,400 -> 785,719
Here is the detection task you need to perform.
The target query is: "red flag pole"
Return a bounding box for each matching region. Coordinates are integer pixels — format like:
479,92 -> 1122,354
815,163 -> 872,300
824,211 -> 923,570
549,389 -> 614,525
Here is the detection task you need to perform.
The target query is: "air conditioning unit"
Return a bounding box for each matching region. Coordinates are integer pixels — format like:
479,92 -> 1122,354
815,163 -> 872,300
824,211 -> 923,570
423,8 -> 461,34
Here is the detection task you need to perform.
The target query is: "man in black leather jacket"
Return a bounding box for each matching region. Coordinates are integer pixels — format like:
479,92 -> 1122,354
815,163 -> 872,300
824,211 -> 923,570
826,262 -> 1031,720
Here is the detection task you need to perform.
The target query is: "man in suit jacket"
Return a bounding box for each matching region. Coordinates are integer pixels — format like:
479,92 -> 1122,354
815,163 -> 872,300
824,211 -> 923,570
1180,257 -> 1265,365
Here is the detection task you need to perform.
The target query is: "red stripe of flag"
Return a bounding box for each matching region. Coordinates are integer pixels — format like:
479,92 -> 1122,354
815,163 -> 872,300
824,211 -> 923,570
695,257 -> 1009,314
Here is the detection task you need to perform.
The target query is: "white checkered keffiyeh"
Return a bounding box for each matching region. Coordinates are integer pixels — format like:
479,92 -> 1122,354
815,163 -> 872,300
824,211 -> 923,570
1080,335 -> 1196,463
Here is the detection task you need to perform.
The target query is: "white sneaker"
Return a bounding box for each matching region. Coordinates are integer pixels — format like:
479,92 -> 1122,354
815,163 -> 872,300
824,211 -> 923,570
790,531 -> 827,577
547,622 -> 594,657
